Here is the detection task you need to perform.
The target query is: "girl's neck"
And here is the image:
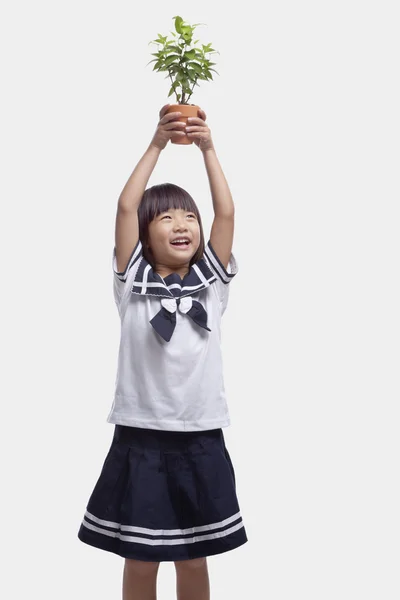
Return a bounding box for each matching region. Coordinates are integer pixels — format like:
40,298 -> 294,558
156,265 -> 190,280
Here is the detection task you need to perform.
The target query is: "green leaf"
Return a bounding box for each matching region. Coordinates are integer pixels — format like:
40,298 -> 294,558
164,44 -> 181,53
188,61 -> 202,74
167,64 -> 179,72
168,79 -> 181,97
164,54 -> 180,67
184,49 -> 196,59
174,16 -> 183,34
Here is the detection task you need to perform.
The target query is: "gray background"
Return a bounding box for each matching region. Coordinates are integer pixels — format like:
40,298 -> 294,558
1,0 -> 399,598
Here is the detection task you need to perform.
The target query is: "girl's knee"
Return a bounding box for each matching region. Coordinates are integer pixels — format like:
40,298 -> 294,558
175,557 -> 207,570
124,558 -> 160,576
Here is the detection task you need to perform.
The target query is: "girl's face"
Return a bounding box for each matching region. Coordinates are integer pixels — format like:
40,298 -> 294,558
147,207 -> 201,266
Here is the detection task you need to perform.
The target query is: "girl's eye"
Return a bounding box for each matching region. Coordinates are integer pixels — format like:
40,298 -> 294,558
161,214 -> 195,219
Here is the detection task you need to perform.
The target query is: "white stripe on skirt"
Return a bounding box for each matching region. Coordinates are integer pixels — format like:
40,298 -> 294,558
82,509 -> 244,546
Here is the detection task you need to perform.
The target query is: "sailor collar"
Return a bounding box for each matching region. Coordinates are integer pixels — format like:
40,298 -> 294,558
130,255 -> 217,342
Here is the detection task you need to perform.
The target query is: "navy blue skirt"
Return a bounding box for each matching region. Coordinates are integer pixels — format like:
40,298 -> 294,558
77,425 -> 248,562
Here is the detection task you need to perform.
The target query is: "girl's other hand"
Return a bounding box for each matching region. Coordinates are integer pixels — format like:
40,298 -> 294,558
150,104 -> 187,150
185,108 -> 214,152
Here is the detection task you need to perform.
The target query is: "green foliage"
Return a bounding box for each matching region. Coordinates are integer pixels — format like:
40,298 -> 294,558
146,15 -> 219,104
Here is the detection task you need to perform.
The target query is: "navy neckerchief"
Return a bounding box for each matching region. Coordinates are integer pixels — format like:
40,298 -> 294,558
130,255 -> 217,342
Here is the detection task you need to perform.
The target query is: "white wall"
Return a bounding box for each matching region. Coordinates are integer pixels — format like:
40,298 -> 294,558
2,1 -> 399,599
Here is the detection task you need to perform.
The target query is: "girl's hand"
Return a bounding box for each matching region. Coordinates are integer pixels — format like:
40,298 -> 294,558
150,104 -> 187,150
185,108 -> 214,152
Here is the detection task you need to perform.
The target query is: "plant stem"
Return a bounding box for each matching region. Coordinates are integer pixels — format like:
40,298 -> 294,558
168,72 -> 174,88
168,71 -> 177,103
186,76 -> 198,103
180,40 -> 186,104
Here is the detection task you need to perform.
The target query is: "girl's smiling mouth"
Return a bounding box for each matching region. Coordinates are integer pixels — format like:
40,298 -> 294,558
170,237 -> 191,249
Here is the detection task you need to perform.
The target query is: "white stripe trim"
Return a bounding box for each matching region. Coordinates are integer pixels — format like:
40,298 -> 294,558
203,245 -> 235,284
132,278 -> 216,295
84,509 -> 241,536
141,264 -> 152,294
82,517 -> 244,546
135,280 -> 173,289
192,263 -> 211,287
113,241 -> 142,281
181,277 -> 216,293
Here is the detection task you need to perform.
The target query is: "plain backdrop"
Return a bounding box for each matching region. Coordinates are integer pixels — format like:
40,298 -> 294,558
1,1 -> 399,599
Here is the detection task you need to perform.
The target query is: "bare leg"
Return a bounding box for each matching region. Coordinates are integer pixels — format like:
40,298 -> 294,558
122,559 -> 160,600
174,557 -> 210,600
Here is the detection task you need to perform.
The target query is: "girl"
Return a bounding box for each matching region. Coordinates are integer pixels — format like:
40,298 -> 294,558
77,104 -> 247,600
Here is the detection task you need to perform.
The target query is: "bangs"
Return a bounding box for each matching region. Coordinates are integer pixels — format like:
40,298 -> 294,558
144,183 -> 198,221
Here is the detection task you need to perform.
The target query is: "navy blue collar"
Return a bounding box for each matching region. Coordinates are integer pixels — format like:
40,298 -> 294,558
129,255 -> 217,342
130,255 -> 217,299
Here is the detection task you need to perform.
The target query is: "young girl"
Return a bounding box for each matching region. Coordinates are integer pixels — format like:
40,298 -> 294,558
78,104 -> 247,599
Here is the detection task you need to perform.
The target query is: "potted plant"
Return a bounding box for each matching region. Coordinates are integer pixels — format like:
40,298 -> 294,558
147,15 -> 219,145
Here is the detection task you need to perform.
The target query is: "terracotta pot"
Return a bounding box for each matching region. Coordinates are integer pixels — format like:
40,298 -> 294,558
166,104 -> 200,145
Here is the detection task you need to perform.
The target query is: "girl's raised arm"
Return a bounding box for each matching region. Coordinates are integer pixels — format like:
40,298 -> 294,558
114,106 -> 186,273
185,109 -> 235,270
203,147 -> 235,270
115,144 -> 159,273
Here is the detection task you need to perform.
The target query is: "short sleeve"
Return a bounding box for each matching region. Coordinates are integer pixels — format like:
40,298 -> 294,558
112,239 -> 143,308
203,240 -> 238,314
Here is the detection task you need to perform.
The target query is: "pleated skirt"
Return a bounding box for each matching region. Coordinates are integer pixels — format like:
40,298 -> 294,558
77,425 -> 248,562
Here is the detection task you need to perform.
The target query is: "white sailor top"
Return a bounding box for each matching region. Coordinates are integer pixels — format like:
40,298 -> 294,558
107,238 -> 238,432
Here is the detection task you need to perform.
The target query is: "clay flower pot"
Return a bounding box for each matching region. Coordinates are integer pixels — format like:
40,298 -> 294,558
166,104 -> 200,145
